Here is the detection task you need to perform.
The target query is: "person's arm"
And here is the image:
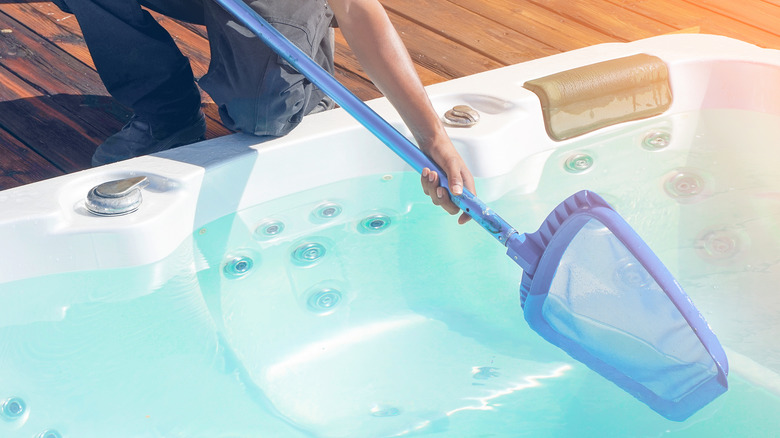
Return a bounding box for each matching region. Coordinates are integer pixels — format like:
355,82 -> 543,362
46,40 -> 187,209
328,0 -> 474,224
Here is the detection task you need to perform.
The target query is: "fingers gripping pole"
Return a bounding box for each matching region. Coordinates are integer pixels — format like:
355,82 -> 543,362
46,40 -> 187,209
212,0 -> 517,244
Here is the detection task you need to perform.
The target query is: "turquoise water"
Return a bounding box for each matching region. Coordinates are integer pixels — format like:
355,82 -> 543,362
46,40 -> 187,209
1,110 -> 779,437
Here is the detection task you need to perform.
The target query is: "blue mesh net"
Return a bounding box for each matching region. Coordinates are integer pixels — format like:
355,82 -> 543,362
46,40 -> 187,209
542,219 -> 717,402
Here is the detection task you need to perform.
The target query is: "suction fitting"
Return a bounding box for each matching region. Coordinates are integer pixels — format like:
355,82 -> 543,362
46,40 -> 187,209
564,153 -> 594,173
360,214 -> 391,233
664,170 -> 705,200
443,105 -> 480,127
223,255 -> 254,278
697,229 -> 742,261
292,242 -> 327,265
642,130 -> 671,150
86,175 -> 149,216
306,288 -> 342,314
36,430 -> 63,438
315,203 -> 342,219
616,259 -> 653,288
310,203 -> 343,224
1,396 -> 26,420
256,220 -> 285,239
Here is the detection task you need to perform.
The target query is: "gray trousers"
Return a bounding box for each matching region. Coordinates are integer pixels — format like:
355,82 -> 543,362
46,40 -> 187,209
54,0 -> 335,137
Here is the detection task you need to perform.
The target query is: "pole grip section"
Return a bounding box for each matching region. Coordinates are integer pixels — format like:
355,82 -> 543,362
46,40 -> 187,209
213,0 -> 517,244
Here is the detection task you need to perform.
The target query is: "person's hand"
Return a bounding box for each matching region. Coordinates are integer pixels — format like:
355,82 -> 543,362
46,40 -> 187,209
420,138 -> 475,224
329,0 -> 476,223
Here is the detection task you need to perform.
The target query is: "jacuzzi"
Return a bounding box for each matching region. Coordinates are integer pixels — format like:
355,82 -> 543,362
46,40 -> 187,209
1,34 -> 778,437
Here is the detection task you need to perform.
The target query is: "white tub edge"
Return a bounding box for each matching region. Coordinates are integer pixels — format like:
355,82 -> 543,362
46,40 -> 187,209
1,34 -> 779,282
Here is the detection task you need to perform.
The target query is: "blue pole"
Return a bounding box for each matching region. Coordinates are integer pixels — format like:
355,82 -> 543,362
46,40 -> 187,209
213,0 -> 517,244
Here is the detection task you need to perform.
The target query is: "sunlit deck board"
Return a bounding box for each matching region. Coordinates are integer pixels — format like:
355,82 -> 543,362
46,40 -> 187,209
1,0 -> 779,191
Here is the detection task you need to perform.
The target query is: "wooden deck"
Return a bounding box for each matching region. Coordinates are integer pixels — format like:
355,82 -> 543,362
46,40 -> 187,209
1,0 -> 779,191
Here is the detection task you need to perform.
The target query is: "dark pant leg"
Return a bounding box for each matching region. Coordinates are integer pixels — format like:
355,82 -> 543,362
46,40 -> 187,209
52,0 -> 202,128
199,0 -> 335,137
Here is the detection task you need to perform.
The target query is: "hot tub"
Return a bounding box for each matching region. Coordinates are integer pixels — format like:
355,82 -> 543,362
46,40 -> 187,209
1,34 -> 778,437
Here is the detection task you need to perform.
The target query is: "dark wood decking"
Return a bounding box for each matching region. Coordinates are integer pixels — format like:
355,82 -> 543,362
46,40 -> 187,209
1,0 -> 779,191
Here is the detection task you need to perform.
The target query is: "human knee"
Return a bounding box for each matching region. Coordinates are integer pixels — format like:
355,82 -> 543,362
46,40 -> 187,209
200,1 -> 335,137
211,69 -> 327,137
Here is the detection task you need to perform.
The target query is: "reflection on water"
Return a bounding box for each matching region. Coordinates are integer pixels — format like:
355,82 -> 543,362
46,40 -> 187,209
1,110 -> 779,437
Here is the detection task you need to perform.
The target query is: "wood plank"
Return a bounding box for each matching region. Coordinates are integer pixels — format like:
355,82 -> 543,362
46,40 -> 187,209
3,2 -> 230,133
0,9 -> 107,96
0,6 -> 132,145
445,0 -> 618,52
333,30 -> 379,97
333,10 -> 504,93
0,126 -> 63,190
333,66 -> 383,101
605,0 -> 780,50
681,0 -> 780,39
380,0 -> 559,65
333,28 -> 445,94
2,2 -> 478,127
1,4 -> 232,139
177,21 -> 209,40
523,0 -> 676,41
0,62 -> 105,172
2,2 -> 96,69
0,9 -> 153,170
1,0 -> 779,192
0,12 -> 136,143
387,10 -> 504,81
4,2 -> 213,77
0,12 -> 112,173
